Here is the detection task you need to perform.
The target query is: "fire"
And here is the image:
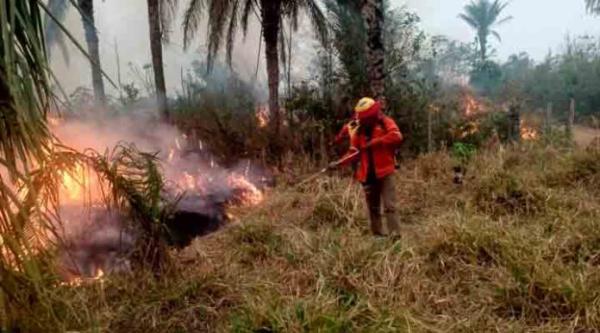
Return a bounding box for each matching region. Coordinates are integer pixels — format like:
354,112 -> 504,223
43,119 -> 269,285
60,164 -> 89,203
464,94 -> 484,117
47,115 -> 61,126
227,173 -> 264,206
61,268 -> 105,287
256,106 -> 269,128
183,171 -> 197,190
168,148 -> 175,162
520,121 -> 539,140
464,95 -> 480,117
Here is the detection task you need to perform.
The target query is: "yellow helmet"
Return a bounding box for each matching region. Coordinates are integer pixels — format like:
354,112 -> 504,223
354,97 -> 381,120
354,97 -> 376,113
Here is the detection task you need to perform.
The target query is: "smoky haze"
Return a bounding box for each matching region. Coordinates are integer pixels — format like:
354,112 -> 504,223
50,0 -> 318,98
51,0 -> 600,96
401,0 -> 600,60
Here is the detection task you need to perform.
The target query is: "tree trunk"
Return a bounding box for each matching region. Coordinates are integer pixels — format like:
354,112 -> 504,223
261,0 -> 282,136
361,0 -> 385,104
147,0 -> 168,120
78,0 -> 106,107
508,103 -> 521,143
478,33 -> 487,62
545,102 -> 552,135
567,98 -> 575,138
427,107 -> 433,152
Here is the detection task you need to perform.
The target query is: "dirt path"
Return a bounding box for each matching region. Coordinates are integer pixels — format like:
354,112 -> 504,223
573,125 -> 600,147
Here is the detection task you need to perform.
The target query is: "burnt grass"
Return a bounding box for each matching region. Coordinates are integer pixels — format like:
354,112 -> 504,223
48,144 -> 600,332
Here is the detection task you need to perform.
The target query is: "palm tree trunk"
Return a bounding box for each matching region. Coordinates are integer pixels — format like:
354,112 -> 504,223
361,0 -> 385,103
478,33 -> 487,62
261,0 -> 282,136
78,0 -> 106,107
147,0 -> 168,120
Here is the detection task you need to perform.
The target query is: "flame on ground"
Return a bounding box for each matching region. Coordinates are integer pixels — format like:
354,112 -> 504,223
61,268 -> 105,287
521,121 -> 539,141
463,93 -> 485,117
227,173 -> 264,206
39,119 -> 268,285
256,107 -> 269,128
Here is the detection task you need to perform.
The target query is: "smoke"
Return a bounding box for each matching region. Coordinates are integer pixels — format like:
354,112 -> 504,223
50,107 -> 270,279
49,1 -> 319,99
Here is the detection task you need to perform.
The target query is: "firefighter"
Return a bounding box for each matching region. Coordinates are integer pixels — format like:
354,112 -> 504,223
330,97 -> 404,236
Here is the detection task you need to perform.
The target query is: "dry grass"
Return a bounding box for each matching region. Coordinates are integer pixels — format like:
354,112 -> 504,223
23,144 -> 600,332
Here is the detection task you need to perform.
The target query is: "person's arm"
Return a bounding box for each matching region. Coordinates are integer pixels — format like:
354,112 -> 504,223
333,124 -> 350,145
367,117 -> 403,148
330,147 -> 360,168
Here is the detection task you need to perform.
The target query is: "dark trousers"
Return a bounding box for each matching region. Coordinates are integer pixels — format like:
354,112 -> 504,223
362,175 -> 400,235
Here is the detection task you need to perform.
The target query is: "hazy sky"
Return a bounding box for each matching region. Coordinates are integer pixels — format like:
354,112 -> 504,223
52,0 -> 600,96
401,0 -> 600,60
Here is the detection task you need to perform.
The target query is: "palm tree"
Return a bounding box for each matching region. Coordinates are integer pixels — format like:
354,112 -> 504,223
361,0 -> 385,102
459,0 -> 512,62
1,1 -> 62,327
182,0 -> 328,135
46,0 -> 107,106
585,0 -> 600,14
76,0 -> 107,107
47,0 -> 176,116
147,0 -> 178,119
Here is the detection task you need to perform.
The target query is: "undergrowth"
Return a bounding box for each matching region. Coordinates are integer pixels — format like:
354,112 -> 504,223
19,144 -> 600,332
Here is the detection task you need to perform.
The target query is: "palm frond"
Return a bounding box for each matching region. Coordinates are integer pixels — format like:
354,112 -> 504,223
587,0 -> 600,14
302,0 -> 328,45
159,0 -> 179,42
182,0 -> 205,49
491,30 -> 501,42
459,13 -> 479,29
226,0 -> 241,67
206,0 -> 233,70
44,0 -> 70,63
495,15 -> 513,25
240,0 -> 256,37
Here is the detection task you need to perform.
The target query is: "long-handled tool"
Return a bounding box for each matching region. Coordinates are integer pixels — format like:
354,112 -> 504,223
296,149 -> 360,187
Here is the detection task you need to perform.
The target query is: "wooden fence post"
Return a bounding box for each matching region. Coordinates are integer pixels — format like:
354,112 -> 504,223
509,103 -> 521,143
567,98 -> 575,138
545,102 -> 552,135
427,107 -> 433,153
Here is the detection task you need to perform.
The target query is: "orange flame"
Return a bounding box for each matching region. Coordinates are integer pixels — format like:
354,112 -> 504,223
227,173 -> 264,206
60,164 -> 92,204
61,268 -> 105,287
520,121 -> 539,141
256,107 -> 269,128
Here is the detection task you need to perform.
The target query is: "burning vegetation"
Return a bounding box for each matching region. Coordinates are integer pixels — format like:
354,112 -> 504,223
39,114 -> 270,283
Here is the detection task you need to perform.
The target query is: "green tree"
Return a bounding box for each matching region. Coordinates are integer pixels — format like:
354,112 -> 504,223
459,0 -> 512,62
47,0 -> 176,116
182,0 -> 327,136
77,0 -> 107,106
46,0 -> 106,106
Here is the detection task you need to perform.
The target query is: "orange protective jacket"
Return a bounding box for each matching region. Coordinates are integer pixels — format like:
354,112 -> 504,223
341,116 -> 403,183
333,123 -> 350,145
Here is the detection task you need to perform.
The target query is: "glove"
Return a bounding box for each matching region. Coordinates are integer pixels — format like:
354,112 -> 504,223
348,120 -> 360,138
